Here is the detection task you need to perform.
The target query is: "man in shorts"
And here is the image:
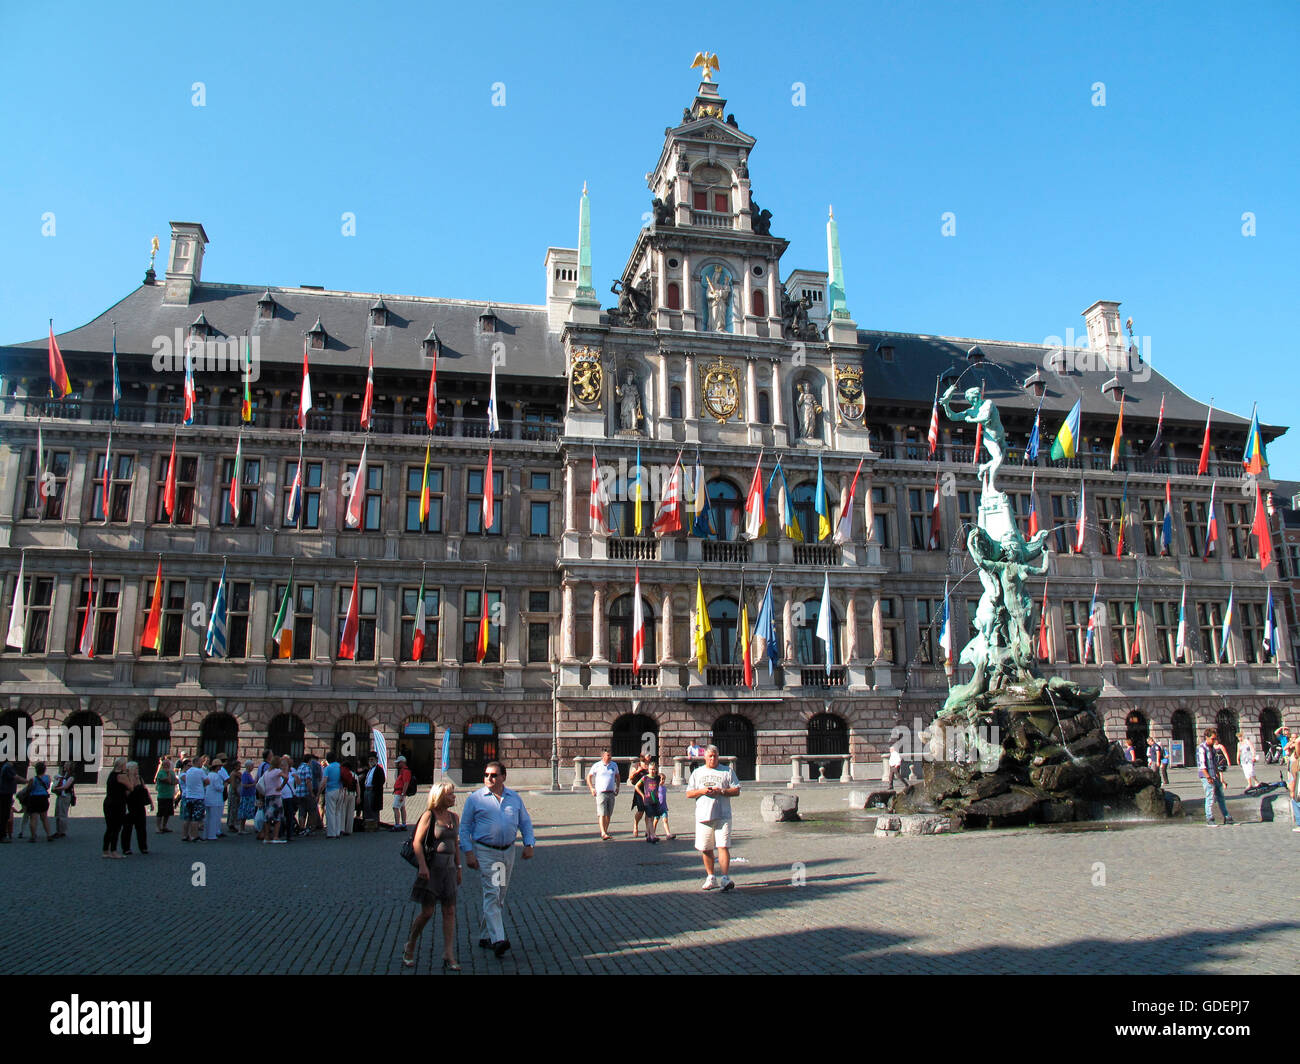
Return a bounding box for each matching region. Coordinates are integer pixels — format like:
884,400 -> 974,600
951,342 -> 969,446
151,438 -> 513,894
686,745 -> 740,891
586,750 -> 620,840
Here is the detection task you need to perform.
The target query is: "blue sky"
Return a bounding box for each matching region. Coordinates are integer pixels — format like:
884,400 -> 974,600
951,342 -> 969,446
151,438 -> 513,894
2,1 -> 1297,468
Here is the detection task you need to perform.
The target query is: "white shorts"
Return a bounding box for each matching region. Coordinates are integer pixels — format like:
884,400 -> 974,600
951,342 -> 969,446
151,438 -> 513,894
392,795 -> 405,810
695,818 -> 731,852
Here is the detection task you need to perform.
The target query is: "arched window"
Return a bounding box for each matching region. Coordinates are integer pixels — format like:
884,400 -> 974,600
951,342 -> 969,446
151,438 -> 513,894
267,713 -> 305,762
666,283 -> 681,310
670,386 -> 683,419
707,478 -> 742,542
806,712 -> 849,780
131,713 -> 171,782
1125,710 -> 1150,765
757,391 -> 771,425
791,482 -> 836,543
609,594 -> 657,665
333,713 -> 373,761
713,713 -> 756,780
1216,709 -> 1238,764
796,597 -> 838,666
198,712 -> 238,765
0,710 -> 33,774
752,289 -> 766,317
611,713 -> 658,763
1170,709 -> 1196,766
707,596 -> 739,665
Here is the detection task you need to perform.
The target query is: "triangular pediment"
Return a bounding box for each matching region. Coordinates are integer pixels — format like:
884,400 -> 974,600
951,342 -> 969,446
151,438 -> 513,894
671,118 -> 755,148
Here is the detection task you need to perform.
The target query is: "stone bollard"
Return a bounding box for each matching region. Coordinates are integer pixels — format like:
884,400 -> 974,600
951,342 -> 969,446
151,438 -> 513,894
873,814 -> 901,837
760,793 -> 801,823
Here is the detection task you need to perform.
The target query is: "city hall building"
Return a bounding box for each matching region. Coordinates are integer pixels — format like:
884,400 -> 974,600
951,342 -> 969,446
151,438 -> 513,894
2,74 -> 1296,786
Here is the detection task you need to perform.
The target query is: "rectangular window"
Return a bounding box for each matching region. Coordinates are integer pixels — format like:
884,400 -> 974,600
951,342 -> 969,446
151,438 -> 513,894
1240,601 -> 1267,664
219,457 -> 260,527
90,451 -> 134,523
1183,500 -> 1208,557
1140,496 -> 1170,556
463,588 -> 502,662
907,488 -> 930,550
1003,492 -> 1031,536
1050,494 -> 1082,554
405,465 -> 444,533
527,621 -> 550,664
1197,601 -> 1227,663
283,459 -> 323,530
400,585 -> 441,662
6,575 -> 53,653
955,490 -> 976,534
529,591 -> 550,613
74,576 -> 120,656
154,452 -> 198,525
336,584 -> 378,661
1096,496 -> 1126,556
1108,599 -> 1139,664
139,579 -> 187,658
529,500 -> 550,537
1223,501 -> 1256,560
466,468 -> 503,535
1152,600 -> 1178,665
1063,600 -> 1091,665
270,583 -> 314,660
878,597 -> 899,664
530,472 -> 551,491
343,462 -> 382,531
915,599 -> 941,665
1287,543 -> 1300,579
23,449 -> 71,520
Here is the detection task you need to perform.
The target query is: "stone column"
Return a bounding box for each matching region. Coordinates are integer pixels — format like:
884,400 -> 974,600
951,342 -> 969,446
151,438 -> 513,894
770,359 -> 786,447
767,262 -> 779,324
658,355 -> 670,439
659,587 -> 675,664
782,590 -> 796,664
871,594 -> 884,661
656,248 -> 667,307
563,461 -> 576,533
681,253 -> 692,314
745,358 -> 758,425
561,581 -> 577,660
591,583 -> 607,662
845,595 -> 859,661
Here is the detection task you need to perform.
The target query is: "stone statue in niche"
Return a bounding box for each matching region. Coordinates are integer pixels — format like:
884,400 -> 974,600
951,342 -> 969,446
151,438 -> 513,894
749,195 -> 772,236
795,381 -> 823,439
705,266 -> 733,332
616,370 -> 643,432
779,285 -> 821,341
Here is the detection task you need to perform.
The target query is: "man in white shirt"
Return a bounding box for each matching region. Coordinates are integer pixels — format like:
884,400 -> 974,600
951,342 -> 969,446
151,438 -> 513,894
586,750 -> 621,841
685,745 -> 741,891
180,758 -> 209,843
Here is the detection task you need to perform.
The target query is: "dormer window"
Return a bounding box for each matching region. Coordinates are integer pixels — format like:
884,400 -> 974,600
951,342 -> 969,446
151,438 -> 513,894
1102,376 -> 1124,403
370,298 -> 388,328
422,326 -> 440,359
479,307 -> 497,334
189,312 -> 214,341
308,317 -> 327,351
256,290 -> 276,321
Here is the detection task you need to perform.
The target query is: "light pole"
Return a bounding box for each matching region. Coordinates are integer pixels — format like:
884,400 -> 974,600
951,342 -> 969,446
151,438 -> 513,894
549,655 -> 560,792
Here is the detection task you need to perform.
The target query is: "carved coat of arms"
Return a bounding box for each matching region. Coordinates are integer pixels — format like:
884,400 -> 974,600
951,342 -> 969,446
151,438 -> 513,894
835,364 -> 865,422
569,347 -> 603,408
700,357 -> 739,423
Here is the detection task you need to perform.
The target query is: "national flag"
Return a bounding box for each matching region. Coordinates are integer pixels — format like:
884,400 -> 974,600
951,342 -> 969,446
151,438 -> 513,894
425,347 -> 438,431
1025,395 -> 1043,462
1075,477 -> 1087,553
768,462 -> 803,542
285,436 -> 304,525
5,552 -> 26,651
864,477 -> 876,542
240,336 -> 253,423
1252,480 -> 1273,571
482,447 -> 496,532
1219,586 -> 1235,663
270,574 -> 294,659
78,558 -> 97,657
1036,581 -> 1050,662
927,382 -> 940,456
689,454 -> 707,532
1197,403 -> 1212,475
1026,471 -> 1040,537
1110,394 -> 1126,469
739,578 -> 753,688
228,431 -> 243,521
1160,480 -> 1173,555
1115,475 -> 1128,558
691,474 -> 717,539
475,571 -> 491,664
1263,586 -> 1276,658
633,444 -> 643,535
1050,397 -> 1082,461
101,430 -> 112,521
1204,480 -> 1218,557
486,360 -> 500,434
182,337 -> 196,426
1242,402 -> 1266,475
1145,392 -> 1165,456
1083,582 -> 1099,664
140,560 -> 163,653
1175,584 -> 1188,662
411,571 -> 428,661
419,441 -> 433,524
743,452 -> 767,540
163,433 -> 178,521
834,459 -> 864,545
589,451 -> 611,535
111,324 -> 121,420
48,321 -> 71,398
204,563 -> 228,659
338,567 -> 360,660
928,473 -> 942,551
753,573 -> 777,675
939,579 -> 954,672
345,441 -> 367,529
632,567 -> 646,675
360,343 -> 374,431
297,338 -> 313,431
652,454 -> 684,536
692,576 -> 710,671
815,571 -> 833,673
1129,584 -> 1142,665
815,455 -> 831,541
35,420 -> 49,502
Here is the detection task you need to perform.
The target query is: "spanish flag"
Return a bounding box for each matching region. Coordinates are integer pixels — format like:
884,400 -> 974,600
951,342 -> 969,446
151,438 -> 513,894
1050,398 -> 1082,461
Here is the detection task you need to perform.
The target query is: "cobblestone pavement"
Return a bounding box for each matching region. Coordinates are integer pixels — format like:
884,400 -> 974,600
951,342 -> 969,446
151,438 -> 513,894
3,769 -> 1296,975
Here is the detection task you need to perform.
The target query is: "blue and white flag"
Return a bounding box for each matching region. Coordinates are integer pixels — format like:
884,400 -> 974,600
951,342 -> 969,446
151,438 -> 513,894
205,563 -> 228,658
486,359 -> 500,433
1174,583 -> 1187,662
371,728 -> 388,773
1219,586 -> 1235,663
752,572 -> 778,675
111,324 -> 121,420
1025,395 -> 1043,462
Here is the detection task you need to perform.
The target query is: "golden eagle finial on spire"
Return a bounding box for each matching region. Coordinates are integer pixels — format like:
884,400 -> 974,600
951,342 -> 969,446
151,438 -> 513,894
691,52 -> 720,81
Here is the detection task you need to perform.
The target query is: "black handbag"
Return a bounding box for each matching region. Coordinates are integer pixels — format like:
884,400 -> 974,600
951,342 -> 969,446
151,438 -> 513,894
399,813 -> 433,869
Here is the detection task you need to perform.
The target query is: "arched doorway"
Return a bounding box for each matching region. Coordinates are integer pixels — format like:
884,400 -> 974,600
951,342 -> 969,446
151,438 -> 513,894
63,710 -> 104,784
1259,707 -> 1281,749
611,713 -> 658,768
1125,710 -> 1150,766
131,713 -> 171,782
1170,709 -> 1196,767
1216,709 -> 1238,765
399,717 -> 436,784
713,713 -> 756,781
199,712 -> 238,765
0,710 -> 33,775
461,720 -> 498,786
333,714 -> 373,763
267,713 -> 305,762
806,712 -> 848,780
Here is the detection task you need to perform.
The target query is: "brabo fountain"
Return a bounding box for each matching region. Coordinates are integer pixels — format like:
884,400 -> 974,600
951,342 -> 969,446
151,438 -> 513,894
888,386 -> 1184,829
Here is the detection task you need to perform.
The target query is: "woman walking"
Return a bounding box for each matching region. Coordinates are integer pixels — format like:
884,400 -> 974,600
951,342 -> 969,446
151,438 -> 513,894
154,758 -> 177,833
52,761 -> 76,839
120,762 -> 154,855
402,782 -> 462,971
102,757 -> 128,858
24,760 -> 53,842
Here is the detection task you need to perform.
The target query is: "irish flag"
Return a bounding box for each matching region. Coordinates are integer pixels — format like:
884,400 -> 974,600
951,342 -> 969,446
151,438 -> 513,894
411,572 -> 428,661
270,577 -> 294,659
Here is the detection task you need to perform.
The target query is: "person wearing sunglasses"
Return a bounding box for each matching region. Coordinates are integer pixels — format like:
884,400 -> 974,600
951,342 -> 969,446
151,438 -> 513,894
458,762 -> 535,958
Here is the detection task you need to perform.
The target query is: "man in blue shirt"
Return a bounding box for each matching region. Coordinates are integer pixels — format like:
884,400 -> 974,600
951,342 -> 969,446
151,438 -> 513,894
459,761 -> 535,957
323,755 -> 344,838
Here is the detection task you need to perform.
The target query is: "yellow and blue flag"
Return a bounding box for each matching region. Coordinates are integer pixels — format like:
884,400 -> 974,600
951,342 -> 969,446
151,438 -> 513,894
1050,397 -> 1082,461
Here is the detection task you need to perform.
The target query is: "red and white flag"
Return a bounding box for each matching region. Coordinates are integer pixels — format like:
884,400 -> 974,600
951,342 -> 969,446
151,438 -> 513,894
182,337 -> 197,425
1204,480 -> 1218,557
1026,471 -> 1039,537
482,447 -> 495,531
338,567 -> 360,660
928,473 -> 941,550
927,384 -> 940,456
36,420 -> 50,502
652,454 -> 684,536
345,441 -> 368,529
78,558 -> 97,657
1252,480 -> 1273,572
297,338 -> 313,431
632,567 -> 646,675
360,343 -> 374,431
589,452 -> 611,535
743,452 -> 766,540
163,433 -> 178,521
1197,404 -> 1212,475
833,459 -> 864,545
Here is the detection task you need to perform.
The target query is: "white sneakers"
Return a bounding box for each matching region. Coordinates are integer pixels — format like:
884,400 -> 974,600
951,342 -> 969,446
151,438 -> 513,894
719,875 -> 734,891
702,875 -> 718,890
701,874 -> 736,891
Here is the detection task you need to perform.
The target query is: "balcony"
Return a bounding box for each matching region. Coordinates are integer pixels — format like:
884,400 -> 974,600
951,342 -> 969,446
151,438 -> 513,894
702,540 -> 750,564
793,543 -> 838,566
705,665 -> 745,686
609,537 -> 659,561
800,667 -> 846,688
690,211 -> 732,229
609,666 -> 659,687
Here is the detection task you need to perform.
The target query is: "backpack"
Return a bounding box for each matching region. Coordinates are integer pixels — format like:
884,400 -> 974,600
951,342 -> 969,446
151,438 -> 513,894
404,774 -> 417,798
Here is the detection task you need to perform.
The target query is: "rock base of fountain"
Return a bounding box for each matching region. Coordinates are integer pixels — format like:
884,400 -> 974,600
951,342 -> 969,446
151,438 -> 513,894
889,695 -> 1185,830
